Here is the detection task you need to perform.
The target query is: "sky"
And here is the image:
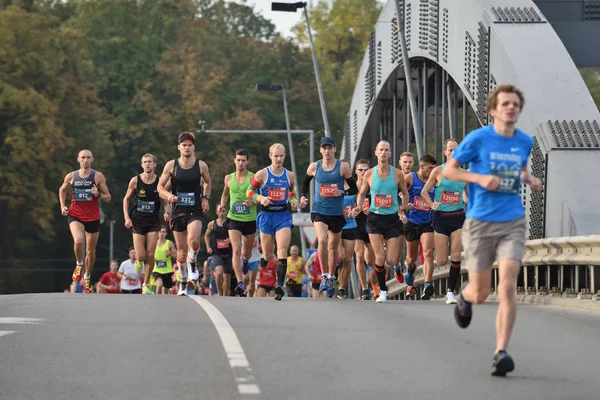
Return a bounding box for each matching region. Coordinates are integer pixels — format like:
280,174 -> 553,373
240,0 -> 308,39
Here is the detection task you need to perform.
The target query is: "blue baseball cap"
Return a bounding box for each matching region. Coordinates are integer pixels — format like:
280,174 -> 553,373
320,137 -> 336,147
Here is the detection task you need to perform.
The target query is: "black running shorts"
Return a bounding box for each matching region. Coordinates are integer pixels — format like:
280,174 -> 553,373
366,213 -> 403,240
311,213 -> 346,234
68,215 -> 100,233
131,217 -> 162,235
433,210 -> 465,237
226,218 -> 257,236
403,220 -> 434,242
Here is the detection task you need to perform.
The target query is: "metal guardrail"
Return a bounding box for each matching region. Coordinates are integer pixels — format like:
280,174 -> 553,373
385,235 -> 600,300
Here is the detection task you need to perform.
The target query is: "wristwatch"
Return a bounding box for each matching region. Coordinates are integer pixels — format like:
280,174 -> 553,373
202,195 -> 210,200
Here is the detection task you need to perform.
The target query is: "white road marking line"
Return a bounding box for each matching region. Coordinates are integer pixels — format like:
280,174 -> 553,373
0,331 -> 16,338
0,318 -> 43,324
190,296 -> 261,397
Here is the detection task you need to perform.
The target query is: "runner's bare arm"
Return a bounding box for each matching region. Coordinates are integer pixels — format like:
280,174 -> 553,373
123,177 -> 137,223
168,240 -> 177,257
204,221 -> 215,253
396,169 -> 410,211
95,172 -> 112,203
521,166 -> 542,192
443,159 -> 480,184
220,174 -> 230,209
304,253 -> 317,276
354,169 -> 372,212
157,160 -> 175,201
58,172 -> 74,213
199,161 -> 211,198
421,166 -> 441,208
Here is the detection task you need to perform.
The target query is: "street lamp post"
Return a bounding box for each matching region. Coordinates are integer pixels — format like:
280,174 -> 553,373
256,84 -> 308,259
272,1 -> 331,138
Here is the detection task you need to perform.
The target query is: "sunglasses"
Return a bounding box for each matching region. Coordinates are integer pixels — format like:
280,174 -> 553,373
356,168 -> 369,172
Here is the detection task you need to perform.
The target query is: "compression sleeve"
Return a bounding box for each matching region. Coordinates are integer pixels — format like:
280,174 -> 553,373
246,178 -> 262,202
300,174 -> 313,198
343,176 -> 358,196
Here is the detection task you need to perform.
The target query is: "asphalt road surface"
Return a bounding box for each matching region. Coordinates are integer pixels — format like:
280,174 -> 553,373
0,293 -> 598,400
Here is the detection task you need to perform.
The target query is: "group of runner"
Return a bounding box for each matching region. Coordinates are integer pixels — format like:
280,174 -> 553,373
59,84 -> 540,376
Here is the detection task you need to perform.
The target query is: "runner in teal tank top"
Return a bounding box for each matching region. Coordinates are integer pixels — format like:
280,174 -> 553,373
220,149 -> 257,298
355,140 -> 409,303
421,138 -> 468,304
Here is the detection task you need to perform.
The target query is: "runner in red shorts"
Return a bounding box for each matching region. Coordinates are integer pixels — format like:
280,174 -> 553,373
59,149 -> 112,293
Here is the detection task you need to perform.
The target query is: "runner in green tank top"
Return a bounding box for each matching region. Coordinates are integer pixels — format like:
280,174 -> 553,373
152,225 -> 177,294
220,149 -> 258,297
421,138 -> 468,304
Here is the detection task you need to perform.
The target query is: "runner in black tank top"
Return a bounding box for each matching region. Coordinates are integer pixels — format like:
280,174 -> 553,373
157,132 -> 212,296
123,154 -> 164,294
204,205 -> 234,296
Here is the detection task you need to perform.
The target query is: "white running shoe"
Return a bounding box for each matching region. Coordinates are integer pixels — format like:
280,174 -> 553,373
187,260 -> 200,281
446,291 -> 457,304
177,282 -> 188,296
376,290 -> 388,303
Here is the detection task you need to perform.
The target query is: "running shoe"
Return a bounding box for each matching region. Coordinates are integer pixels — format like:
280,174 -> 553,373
454,282 -> 472,328
234,282 -> 247,297
83,278 -> 92,293
337,288 -> 347,300
394,266 -> 404,284
406,285 -> 417,296
177,281 -> 188,296
274,285 -> 284,301
325,277 -> 335,298
319,277 -> 327,292
375,290 -> 387,303
142,284 -> 153,295
361,288 -> 371,300
446,291 -> 457,304
491,351 -> 515,377
242,259 -> 250,275
188,259 -> 200,281
421,283 -> 434,300
72,265 -> 83,283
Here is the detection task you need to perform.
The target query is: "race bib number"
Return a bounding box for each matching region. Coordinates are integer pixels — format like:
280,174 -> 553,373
288,271 -> 299,280
413,196 -> 431,211
216,238 -> 230,249
74,188 -> 93,202
319,183 -> 338,197
232,202 -> 249,215
441,191 -> 460,205
128,279 -> 139,286
156,260 -> 167,268
137,200 -> 155,213
374,194 -> 392,208
492,169 -> 520,194
267,187 -> 286,201
176,192 -> 196,206
362,198 -> 370,209
344,205 -> 354,218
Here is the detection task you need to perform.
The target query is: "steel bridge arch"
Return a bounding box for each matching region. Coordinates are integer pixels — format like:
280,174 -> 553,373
342,0 -> 600,239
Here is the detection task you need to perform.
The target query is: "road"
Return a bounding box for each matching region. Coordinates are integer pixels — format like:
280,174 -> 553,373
0,293 -> 598,400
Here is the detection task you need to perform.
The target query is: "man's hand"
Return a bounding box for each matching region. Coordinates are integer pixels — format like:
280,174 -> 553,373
260,196 -> 272,207
528,176 -> 542,192
477,175 -> 501,191
300,196 -> 308,209
124,218 -> 133,229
